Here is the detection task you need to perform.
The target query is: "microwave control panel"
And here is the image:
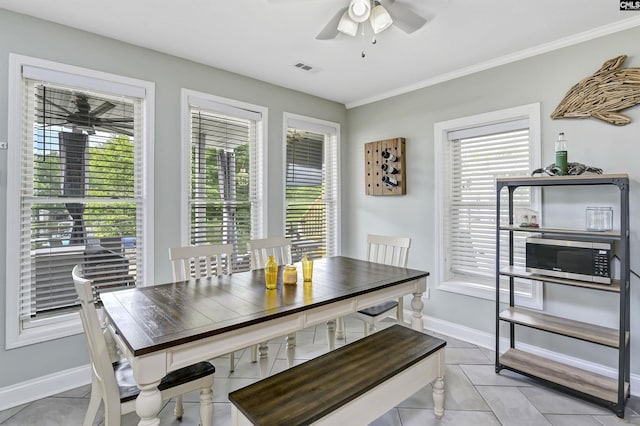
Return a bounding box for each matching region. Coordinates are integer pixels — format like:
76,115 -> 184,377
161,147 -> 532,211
593,249 -> 611,277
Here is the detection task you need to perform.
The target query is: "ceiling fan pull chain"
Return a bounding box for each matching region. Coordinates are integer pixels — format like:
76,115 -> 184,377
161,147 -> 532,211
361,23 -> 365,57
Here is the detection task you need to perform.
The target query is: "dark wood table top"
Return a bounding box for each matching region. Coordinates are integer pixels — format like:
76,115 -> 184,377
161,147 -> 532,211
100,256 -> 429,357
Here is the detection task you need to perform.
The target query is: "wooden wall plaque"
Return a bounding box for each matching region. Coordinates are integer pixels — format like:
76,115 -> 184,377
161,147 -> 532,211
365,138 -> 406,196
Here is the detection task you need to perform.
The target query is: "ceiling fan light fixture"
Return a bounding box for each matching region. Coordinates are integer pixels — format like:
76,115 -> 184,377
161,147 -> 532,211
370,2 -> 393,34
348,0 -> 371,23
337,11 -> 358,36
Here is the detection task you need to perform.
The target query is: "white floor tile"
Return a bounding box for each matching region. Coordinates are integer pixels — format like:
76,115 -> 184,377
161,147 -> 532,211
477,385 -> 551,426
460,364 -> 535,387
545,414 -> 606,426
519,386 -> 611,415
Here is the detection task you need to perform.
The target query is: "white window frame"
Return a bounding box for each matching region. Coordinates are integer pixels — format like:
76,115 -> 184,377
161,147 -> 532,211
180,89 -> 268,249
5,54 -> 155,349
434,103 -> 542,309
282,113 -> 341,259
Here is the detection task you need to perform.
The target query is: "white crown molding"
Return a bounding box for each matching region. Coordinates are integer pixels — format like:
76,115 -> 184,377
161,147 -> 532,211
346,15 -> 640,109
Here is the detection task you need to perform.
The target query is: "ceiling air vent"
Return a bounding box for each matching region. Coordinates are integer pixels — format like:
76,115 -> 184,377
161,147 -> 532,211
294,62 -> 314,71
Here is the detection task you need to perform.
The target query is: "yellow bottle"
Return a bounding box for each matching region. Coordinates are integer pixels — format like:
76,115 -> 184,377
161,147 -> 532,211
265,255 -> 278,290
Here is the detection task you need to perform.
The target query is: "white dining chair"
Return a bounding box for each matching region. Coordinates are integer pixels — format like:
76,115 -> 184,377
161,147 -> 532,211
247,236 -> 293,270
168,243 -> 240,371
340,234 -> 411,336
72,265 -> 214,426
169,243 -> 233,281
247,237 -> 294,369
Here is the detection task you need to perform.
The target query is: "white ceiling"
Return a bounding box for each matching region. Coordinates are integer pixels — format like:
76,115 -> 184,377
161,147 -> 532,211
2,0 -> 640,108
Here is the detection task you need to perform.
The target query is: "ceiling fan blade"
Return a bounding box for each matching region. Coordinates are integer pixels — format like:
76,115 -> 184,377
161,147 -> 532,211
386,0 -> 427,34
40,111 -> 74,121
90,101 -> 116,117
316,7 -> 347,40
35,94 -> 74,116
98,124 -> 134,137
96,117 -> 135,124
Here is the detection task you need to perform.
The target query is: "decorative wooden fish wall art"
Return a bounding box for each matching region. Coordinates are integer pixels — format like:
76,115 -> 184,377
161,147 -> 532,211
551,55 -> 640,125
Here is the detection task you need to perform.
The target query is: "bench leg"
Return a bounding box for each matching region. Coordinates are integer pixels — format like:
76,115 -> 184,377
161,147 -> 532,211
174,395 -> 184,420
199,386 -> 213,426
432,376 -> 445,419
231,405 -> 253,426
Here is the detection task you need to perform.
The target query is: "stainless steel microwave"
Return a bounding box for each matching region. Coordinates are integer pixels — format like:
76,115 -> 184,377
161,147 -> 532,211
525,236 -> 614,284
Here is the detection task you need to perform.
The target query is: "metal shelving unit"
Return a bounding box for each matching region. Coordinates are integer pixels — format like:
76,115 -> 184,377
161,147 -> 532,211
495,174 -> 630,418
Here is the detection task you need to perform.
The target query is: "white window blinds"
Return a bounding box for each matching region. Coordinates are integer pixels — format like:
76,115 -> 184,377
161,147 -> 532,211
444,123 -> 532,286
285,119 -> 339,261
18,79 -> 143,320
188,104 -> 260,272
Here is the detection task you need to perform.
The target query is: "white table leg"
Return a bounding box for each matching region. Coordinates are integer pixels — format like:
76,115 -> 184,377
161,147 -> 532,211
336,317 -> 345,340
135,380 -> 162,426
286,333 -> 296,368
326,319 -> 336,351
258,341 -> 269,378
433,376 -> 445,419
251,344 -> 258,363
411,291 -> 425,331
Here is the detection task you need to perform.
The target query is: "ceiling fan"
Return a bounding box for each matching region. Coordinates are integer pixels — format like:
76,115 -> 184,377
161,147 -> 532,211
315,0 -> 427,40
36,88 -> 134,136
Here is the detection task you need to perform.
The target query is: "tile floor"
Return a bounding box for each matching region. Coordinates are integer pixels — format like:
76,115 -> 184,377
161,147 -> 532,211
1,317 -> 638,425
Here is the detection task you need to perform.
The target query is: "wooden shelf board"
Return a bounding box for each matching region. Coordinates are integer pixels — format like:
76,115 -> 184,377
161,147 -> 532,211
499,348 -> 627,404
499,307 -> 619,348
496,174 -> 629,187
499,225 -> 621,239
500,266 -> 620,293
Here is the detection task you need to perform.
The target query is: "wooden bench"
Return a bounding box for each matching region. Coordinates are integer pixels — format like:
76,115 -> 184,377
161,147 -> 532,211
229,324 -> 446,425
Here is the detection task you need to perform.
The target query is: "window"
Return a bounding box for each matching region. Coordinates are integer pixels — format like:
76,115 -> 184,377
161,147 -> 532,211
284,114 -> 340,261
182,90 -> 267,272
6,55 -> 154,348
434,104 -> 542,308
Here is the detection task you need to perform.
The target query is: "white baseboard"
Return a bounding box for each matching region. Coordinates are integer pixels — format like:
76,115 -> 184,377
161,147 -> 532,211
0,364 -> 91,411
422,314 -> 639,397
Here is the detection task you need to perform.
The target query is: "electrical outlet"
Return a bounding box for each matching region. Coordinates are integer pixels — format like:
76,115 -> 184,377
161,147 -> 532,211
425,287 -> 431,299
0,141 -> 7,150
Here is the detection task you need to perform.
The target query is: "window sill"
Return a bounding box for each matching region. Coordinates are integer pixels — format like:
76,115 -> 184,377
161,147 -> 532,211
5,312 -> 83,350
437,279 -> 543,310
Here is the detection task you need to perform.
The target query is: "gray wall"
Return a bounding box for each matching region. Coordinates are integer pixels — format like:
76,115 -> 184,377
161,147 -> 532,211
344,27 -> 640,373
2,6 -> 640,395
0,9 -> 346,388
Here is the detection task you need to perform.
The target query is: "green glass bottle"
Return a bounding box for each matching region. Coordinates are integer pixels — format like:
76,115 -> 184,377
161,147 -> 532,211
265,255 -> 278,290
555,132 -> 568,175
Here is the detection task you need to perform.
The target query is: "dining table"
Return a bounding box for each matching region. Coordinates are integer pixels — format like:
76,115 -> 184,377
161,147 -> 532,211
100,255 -> 429,426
